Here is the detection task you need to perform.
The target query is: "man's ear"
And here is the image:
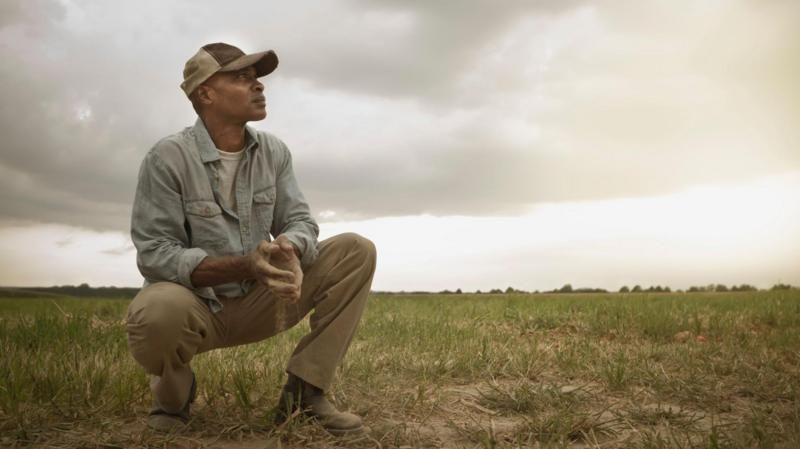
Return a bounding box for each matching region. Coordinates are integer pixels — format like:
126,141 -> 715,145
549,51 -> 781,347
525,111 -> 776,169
196,85 -> 214,106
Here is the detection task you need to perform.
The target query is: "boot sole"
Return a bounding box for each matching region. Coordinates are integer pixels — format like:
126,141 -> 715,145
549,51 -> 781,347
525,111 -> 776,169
147,414 -> 189,433
324,424 -> 370,437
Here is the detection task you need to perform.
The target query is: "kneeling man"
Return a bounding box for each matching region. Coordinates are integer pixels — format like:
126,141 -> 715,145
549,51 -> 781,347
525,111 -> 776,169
127,42 -> 376,436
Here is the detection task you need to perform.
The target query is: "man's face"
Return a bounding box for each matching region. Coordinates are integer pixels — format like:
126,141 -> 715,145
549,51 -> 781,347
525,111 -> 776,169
201,66 -> 267,122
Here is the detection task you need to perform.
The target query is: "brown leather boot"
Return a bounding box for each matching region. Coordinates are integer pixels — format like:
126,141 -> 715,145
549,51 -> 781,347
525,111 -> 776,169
147,371 -> 196,432
274,373 -> 365,436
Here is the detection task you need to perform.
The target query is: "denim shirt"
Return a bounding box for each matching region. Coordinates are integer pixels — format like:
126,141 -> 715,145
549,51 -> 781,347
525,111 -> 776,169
131,118 -> 319,312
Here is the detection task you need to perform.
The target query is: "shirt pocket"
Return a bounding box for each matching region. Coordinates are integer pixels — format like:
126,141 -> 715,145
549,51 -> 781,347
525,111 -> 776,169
184,200 -> 226,250
252,186 -> 276,239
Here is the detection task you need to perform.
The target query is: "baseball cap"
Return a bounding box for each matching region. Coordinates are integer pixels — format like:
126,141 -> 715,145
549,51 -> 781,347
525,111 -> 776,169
180,42 -> 279,97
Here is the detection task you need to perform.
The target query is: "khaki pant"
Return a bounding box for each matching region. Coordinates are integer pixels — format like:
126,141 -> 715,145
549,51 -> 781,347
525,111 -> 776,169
125,233 -> 377,414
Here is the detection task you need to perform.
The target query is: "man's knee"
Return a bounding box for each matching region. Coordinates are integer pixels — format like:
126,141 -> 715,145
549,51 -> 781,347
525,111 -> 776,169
126,282 -> 198,373
331,232 -> 377,267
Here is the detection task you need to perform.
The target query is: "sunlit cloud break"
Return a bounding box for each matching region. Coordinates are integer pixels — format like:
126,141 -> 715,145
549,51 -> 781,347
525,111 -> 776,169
1,172 -> 797,290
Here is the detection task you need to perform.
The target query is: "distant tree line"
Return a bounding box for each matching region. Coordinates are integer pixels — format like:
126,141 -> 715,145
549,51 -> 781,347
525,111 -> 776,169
684,284 -> 759,292
373,282 -> 797,295
0,284 -> 140,298
3,282 -> 795,299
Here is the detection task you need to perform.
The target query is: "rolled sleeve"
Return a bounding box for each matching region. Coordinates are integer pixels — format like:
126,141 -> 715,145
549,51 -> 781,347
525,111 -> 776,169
282,231 -> 319,269
177,247 -> 209,289
132,150 -> 207,290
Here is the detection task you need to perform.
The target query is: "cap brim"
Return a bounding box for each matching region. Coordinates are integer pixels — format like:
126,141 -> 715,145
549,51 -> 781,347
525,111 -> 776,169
220,50 -> 279,77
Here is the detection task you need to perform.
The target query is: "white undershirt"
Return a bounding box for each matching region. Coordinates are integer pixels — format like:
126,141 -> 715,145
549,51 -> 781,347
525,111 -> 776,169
217,148 -> 244,210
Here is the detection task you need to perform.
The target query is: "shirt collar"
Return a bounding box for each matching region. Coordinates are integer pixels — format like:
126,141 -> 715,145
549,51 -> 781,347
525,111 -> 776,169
193,117 -> 260,163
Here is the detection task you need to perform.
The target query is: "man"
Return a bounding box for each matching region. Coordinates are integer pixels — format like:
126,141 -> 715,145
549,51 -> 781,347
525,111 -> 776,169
127,42 -> 377,436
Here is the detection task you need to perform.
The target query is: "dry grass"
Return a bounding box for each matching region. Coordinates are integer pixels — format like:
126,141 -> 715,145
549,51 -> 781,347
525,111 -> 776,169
1,291 -> 799,448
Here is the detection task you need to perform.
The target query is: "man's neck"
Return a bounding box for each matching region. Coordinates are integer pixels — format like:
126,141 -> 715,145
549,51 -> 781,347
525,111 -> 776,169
201,114 -> 247,152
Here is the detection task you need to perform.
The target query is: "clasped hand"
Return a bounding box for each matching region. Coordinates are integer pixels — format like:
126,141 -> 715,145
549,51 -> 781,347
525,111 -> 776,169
248,235 -> 303,303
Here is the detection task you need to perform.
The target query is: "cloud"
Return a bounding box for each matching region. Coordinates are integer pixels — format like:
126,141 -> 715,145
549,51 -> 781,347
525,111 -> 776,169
0,0 -> 66,31
279,0 -> 800,218
2,171 -> 797,289
100,242 -> 135,256
269,0 -> 587,103
318,172 -> 800,291
55,237 -> 73,247
0,0 -> 798,232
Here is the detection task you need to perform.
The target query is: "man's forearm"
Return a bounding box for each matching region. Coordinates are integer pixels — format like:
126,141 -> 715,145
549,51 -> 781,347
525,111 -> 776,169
190,255 -> 252,288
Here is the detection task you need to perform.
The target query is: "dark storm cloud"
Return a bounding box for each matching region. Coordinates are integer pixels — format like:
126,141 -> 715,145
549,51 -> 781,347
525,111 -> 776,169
274,0 -> 587,102
0,1 -> 200,231
284,0 -> 800,219
0,0 -> 798,231
0,0 -> 589,231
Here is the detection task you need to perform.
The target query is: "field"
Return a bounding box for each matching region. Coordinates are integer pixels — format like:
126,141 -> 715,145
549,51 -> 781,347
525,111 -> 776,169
1,291 -> 799,448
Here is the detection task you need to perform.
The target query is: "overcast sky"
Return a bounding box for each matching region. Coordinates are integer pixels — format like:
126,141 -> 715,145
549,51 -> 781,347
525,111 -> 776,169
0,0 -> 798,291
